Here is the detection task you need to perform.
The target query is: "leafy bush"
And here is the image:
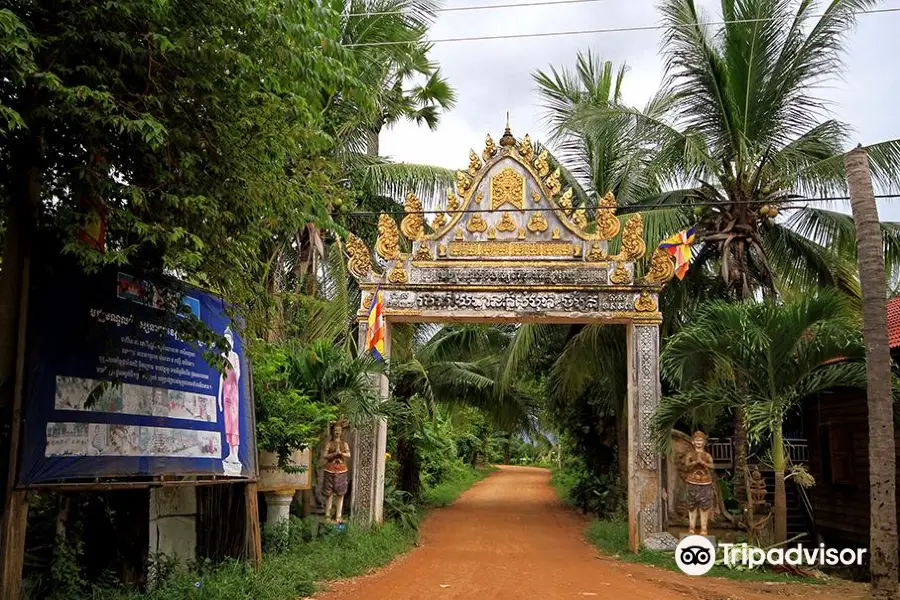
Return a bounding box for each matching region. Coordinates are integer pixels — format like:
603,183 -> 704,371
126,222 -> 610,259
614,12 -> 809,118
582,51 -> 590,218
382,485 -> 420,531
252,342 -> 337,465
552,464 -> 626,520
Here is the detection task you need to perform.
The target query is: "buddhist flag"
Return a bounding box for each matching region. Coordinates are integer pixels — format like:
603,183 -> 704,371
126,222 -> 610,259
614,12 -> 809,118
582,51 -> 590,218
658,227 -> 696,280
365,288 -> 385,361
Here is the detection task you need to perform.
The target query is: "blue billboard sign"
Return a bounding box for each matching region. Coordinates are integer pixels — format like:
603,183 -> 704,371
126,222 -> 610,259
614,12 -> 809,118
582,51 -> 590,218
18,267 -> 257,485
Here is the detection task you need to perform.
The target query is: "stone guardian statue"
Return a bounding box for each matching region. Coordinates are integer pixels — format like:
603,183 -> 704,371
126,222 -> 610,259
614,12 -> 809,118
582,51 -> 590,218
322,420 -> 351,523
681,431 -> 714,535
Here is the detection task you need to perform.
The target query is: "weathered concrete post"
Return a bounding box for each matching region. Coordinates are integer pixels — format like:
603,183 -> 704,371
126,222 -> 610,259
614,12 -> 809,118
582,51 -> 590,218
626,321 -> 664,551
351,321 -> 389,524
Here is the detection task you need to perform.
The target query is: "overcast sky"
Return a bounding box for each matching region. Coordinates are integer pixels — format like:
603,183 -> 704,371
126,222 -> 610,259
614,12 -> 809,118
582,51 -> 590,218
380,0 -> 900,219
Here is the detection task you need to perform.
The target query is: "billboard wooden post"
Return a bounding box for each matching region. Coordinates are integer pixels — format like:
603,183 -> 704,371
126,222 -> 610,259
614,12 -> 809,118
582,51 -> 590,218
245,482 -> 262,569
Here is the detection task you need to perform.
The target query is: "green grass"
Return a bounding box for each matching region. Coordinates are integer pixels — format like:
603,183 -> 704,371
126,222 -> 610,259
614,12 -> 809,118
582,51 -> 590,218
421,465 -> 494,508
96,521 -> 417,600
585,520 -> 818,584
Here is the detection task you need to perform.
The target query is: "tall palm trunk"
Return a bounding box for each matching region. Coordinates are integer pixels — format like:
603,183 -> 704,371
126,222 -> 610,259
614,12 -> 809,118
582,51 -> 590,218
772,425 -> 787,543
845,146 -> 899,600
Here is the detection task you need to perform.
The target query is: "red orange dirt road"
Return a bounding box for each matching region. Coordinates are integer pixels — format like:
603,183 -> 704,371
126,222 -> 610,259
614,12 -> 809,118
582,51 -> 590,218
315,466 -> 867,600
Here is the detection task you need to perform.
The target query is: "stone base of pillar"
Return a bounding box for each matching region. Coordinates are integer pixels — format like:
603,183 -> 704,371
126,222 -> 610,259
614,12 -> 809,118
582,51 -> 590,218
264,491 -> 294,528
149,487 -> 197,578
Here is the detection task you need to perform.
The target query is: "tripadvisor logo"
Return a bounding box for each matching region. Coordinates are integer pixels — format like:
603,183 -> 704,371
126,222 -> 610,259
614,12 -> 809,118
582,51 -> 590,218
674,536 -> 867,576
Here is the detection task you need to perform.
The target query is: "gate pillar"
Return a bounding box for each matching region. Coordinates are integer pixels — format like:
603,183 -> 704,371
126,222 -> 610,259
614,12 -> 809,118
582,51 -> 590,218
627,321 -> 665,551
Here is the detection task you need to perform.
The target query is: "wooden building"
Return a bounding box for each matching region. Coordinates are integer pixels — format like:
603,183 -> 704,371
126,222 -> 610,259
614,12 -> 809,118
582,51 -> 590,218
802,297 -> 900,548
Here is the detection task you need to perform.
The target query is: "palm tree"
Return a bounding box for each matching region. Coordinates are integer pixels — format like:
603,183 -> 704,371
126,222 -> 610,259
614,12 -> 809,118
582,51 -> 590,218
845,146 -> 898,599
333,0 -> 457,157
654,293 -> 866,543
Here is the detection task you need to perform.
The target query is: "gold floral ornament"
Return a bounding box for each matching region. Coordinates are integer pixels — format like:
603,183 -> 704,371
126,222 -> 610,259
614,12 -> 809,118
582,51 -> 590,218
432,211 -> 447,229
413,242 -> 432,261
527,212 -> 549,233
466,213 -> 488,233
558,187 -> 573,210
532,190 -> 541,204
634,290 -> 658,312
482,134 -> 498,162
456,170 -> 472,195
518,227 -> 526,240
496,211 -> 517,232
490,167 -> 525,211
586,242 -> 607,262
572,207 -> 587,230
610,262 -> 631,285
595,191 -> 620,240
487,227 -> 496,240
474,191 -> 484,205
552,227 -> 561,240
346,234 -> 372,278
375,214 -> 400,261
612,213 -> 646,261
400,193 -> 425,241
643,247 -> 676,285
545,168 -> 561,198
438,244 -> 447,257
534,150 -> 550,178
519,134 -> 535,162
447,190 -> 460,212
455,228 -> 464,240
388,260 -> 408,284
468,149 -> 482,176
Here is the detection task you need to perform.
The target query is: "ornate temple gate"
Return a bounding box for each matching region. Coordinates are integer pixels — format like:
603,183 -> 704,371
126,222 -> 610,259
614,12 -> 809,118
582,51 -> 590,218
345,125 -> 679,550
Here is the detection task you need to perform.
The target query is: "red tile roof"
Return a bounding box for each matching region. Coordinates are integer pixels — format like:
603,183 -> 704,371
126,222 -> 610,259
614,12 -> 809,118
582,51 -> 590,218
888,297 -> 900,349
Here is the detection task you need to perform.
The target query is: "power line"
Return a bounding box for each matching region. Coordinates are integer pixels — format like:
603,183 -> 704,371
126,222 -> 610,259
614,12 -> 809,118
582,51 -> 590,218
331,194 -> 900,219
344,7 -> 900,47
348,0 -> 606,18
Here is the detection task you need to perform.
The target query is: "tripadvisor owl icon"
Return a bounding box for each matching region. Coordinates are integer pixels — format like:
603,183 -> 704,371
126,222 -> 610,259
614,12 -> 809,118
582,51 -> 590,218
675,535 -> 716,576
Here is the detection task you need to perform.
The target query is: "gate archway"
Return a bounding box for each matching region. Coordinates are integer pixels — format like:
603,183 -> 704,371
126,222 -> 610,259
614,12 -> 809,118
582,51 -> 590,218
345,124 -> 679,550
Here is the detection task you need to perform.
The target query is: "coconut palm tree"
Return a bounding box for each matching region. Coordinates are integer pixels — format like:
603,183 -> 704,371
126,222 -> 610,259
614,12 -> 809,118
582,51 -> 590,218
845,146 -> 898,599
333,0 -> 457,158
653,293 -> 867,543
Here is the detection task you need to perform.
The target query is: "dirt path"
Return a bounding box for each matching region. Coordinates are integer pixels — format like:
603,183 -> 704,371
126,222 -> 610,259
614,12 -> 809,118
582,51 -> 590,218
315,466 -> 867,600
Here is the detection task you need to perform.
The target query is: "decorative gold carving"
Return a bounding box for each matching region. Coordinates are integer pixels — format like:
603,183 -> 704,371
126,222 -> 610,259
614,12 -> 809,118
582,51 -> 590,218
635,290 -> 657,312
456,171 -> 472,195
519,134 -> 534,162
388,260 -> 409,284
400,193 -> 425,241
375,214 -> 400,260
448,241 -> 575,257
483,134 -> 498,162
644,247 -> 676,285
518,227 -> 526,240
468,149 -> 482,176
447,190 -> 460,212
586,242 -> 607,262
572,207 -> 587,230
490,167 -> 525,211
545,168 -> 561,197
455,228 -> 464,240
574,243 -> 582,256
466,213 -> 488,233
474,191 -> 484,205
552,227 -> 561,240
346,234 -> 372,278
496,211 -> 517,233
613,213 -> 646,260
527,212 -> 549,233
558,188 -> 573,210
532,190 -> 541,204
432,211 -> 447,229
596,191 -> 620,240
610,262 -> 631,285
438,244 -> 447,257
487,227 -> 496,240
534,150 -> 550,178
361,293 -> 373,312
413,242 -> 432,261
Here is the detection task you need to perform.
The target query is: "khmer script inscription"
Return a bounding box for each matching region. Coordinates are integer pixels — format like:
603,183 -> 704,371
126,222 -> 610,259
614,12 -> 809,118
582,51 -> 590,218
411,266 -> 608,286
